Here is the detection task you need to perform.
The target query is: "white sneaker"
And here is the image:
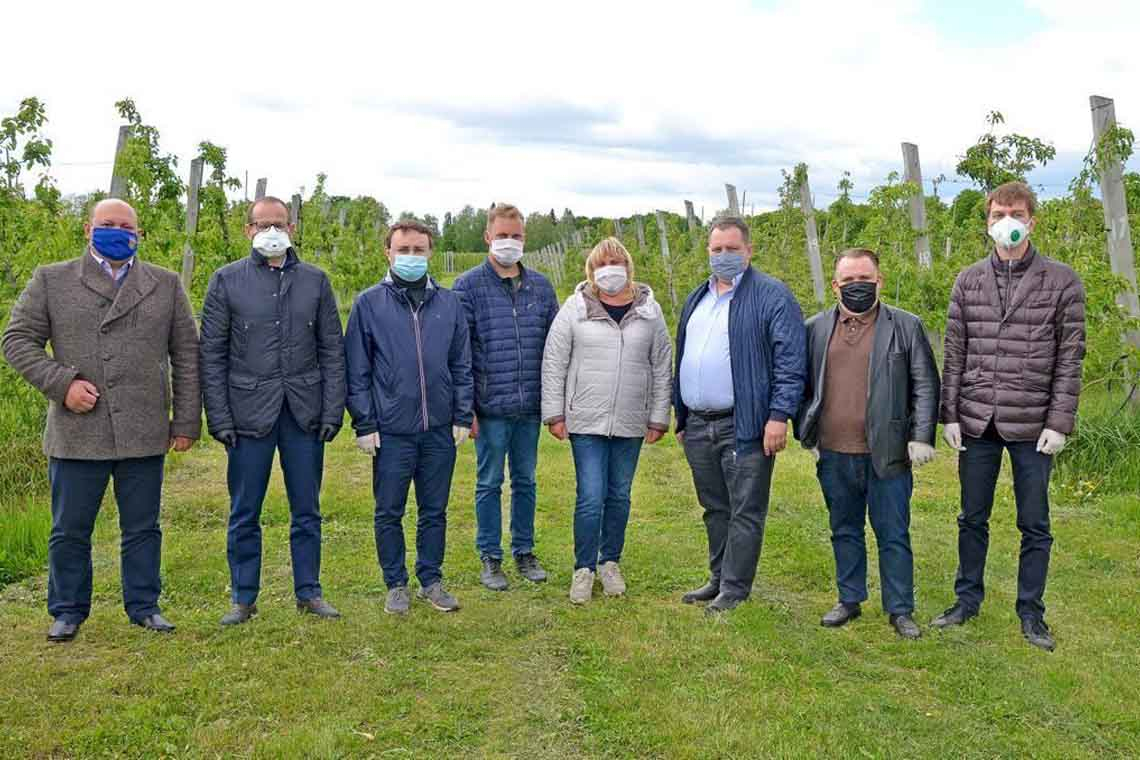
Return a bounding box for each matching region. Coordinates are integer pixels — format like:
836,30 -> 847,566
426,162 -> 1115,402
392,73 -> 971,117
599,561 -> 626,596
569,568 -> 595,604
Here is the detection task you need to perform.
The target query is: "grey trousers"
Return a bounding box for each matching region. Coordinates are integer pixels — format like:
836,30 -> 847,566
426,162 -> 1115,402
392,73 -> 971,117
682,414 -> 776,599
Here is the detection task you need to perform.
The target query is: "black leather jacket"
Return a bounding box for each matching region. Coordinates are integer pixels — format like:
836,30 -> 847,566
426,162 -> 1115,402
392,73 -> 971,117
794,304 -> 939,479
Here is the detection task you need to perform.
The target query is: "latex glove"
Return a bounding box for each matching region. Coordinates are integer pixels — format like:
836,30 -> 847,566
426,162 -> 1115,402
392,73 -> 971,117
1036,428 -> 1067,456
810,447 -> 820,461
453,425 -> 471,446
908,441 -> 936,467
943,423 -> 966,452
214,429 -> 238,449
317,423 -> 339,443
356,432 -> 380,456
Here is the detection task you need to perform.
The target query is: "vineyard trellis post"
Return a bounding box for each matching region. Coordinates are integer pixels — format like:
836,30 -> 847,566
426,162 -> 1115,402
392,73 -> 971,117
290,193 -> 302,248
178,157 -> 204,293
255,177 -> 267,201
654,210 -> 679,315
901,142 -> 933,269
684,200 -> 698,233
613,218 -> 623,238
634,216 -> 646,249
108,125 -> 130,199
725,184 -> 740,215
798,171 -> 827,305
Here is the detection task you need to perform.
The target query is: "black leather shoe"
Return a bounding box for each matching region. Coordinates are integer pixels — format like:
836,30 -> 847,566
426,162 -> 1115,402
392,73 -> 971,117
514,553 -> 548,583
220,604 -> 257,626
682,580 -> 720,605
705,593 -> 746,616
821,602 -> 861,627
132,613 -> 176,633
1021,618 -> 1056,651
890,613 -> 922,639
47,619 -> 80,642
297,597 -> 341,619
930,602 -> 976,629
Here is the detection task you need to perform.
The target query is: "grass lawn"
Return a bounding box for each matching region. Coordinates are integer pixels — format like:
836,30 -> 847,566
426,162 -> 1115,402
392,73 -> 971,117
0,432 -> 1137,758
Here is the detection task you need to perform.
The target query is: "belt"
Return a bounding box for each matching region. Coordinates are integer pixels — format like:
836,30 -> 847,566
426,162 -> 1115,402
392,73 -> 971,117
690,408 -> 733,421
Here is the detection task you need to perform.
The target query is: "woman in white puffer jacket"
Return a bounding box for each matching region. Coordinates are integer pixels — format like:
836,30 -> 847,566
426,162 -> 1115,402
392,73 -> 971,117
541,237 -> 673,604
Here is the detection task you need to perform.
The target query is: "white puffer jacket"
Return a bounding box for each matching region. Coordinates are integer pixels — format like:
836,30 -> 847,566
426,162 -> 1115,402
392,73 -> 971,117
541,282 -> 673,437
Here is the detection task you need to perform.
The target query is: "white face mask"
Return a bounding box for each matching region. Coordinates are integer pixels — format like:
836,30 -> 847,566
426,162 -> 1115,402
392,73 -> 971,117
595,264 -> 628,295
490,238 -> 524,266
988,216 -> 1029,250
253,226 -> 291,257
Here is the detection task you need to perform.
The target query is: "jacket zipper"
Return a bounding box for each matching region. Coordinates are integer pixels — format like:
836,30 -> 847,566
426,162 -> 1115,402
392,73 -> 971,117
511,285 -> 524,408
608,321 -> 625,437
411,303 -> 430,432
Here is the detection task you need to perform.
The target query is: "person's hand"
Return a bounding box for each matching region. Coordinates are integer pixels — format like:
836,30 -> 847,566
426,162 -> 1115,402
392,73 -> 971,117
1036,428 -> 1067,456
547,420 -> 568,441
470,416 -> 479,440
907,441 -> 936,467
64,379 -> 99,413
214,429 -> 238,449
811,447 -> 820,462
356,432 -> 380,456
645,428 -> 664,444
943,423 -> 966,452
317,423 -> 339,443
453,425 -> 471,446
676,430 -> 684,444
763,420 -> 788,456
169,436 -> 194,453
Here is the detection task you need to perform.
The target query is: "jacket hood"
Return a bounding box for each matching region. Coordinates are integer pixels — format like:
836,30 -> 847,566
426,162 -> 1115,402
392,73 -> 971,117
571,281 -> 661,322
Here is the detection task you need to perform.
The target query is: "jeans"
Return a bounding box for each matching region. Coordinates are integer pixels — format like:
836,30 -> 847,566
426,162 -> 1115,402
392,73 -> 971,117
569,434 -> 644,571
954,433 -> 1054,621
47,455 -> 166,623
226,404 -> 325,605
682,414 -> 775,599
816,450 -> 915,614
473,415 -> 540,560
372,426 -> 457,589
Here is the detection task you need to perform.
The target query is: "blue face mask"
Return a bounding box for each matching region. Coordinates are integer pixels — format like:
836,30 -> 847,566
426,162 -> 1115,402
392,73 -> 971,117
710,251 -> 746,282
91,227 -> 139,262
392,254 -> 429,281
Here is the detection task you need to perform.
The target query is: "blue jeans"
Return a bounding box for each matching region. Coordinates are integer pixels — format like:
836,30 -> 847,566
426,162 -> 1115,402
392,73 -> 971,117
47,455 -> 166,623
569,434 -> 644,571
816,450 -> 915,614
372,426 -> 457,589
226,404 -> 325,605
474,415 -> 540,560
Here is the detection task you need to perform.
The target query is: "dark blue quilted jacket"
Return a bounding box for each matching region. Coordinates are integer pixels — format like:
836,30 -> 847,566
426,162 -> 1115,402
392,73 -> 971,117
452,260 -> 559,418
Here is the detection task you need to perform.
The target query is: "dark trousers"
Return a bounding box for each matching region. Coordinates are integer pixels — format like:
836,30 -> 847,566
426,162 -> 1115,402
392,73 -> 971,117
955,433 -> 1054,621
682,414 -> 775,599
816,450 -> 915,614
473,415 -> 540,560
47,455 -> 166,623
226,404 -> 325,605
568,434 -> 644,571
372,426 -> 456,589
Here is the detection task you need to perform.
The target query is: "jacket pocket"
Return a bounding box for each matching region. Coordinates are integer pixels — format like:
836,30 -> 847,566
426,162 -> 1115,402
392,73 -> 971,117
229,373 -> 259,390
232,321 -> 250,358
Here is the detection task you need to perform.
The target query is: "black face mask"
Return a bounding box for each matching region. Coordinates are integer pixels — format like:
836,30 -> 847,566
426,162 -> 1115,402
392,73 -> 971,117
839,281 -> 878,314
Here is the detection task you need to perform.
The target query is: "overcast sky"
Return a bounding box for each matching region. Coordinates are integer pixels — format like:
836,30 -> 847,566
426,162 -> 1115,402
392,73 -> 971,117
5,0 -> 1140,220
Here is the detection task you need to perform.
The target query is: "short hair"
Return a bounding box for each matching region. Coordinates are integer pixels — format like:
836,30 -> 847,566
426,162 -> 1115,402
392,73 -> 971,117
585,237 -> 636,298
385,219 -> 434,250
834,247 -> 880,273
247,196 -> 290,224
986,181 -> 1037,216
486,202 -> 524,231
708,215 -> 751,245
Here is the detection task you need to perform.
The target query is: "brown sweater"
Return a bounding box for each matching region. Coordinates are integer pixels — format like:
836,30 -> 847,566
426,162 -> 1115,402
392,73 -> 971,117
819,305 -> 877,453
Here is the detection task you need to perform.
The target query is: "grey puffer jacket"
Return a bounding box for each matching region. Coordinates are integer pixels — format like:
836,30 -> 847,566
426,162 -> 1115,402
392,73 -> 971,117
541,282 -> 673,437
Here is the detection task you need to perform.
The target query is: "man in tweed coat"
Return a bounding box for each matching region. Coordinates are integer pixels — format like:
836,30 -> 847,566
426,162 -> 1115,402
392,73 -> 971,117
2,198 -> 201,642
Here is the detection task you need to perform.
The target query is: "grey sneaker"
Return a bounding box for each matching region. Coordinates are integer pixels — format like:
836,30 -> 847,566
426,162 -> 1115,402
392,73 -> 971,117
384,586 -> 411,615
480,557 -> 509,591
417,582 -> 460,612
598,561 -> 626,596
569,568 -> 595,604
220,603 -> 257,626
1021,618 -> 1056,651
297,597 -> 340,619
515,553 -> 548,583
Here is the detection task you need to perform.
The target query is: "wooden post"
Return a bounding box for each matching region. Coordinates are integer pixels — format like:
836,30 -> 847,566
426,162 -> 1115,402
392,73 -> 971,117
255,178 -> 267,201
634,216 -> 646,249
1090,95 -> 1140,349
613,218 -> 623,238
798,172 -> 827,305
290,193 -> 302,249
109,125 -> 130,199
901,142 -> 933,269
945,237 -> 952,259
178,158 -> 204,293
725,184 -> 740,215
654,210 -> 679,314
684,200 -> 698,233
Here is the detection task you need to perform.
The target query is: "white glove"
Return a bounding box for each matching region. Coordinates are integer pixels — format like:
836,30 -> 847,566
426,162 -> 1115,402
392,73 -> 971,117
943,423 -> 966,452
355,432 -> 380,456
907,441 -> 936,467
453,425 -> 470,446
1036,428 -> 1067,456
810,447 -> 820,461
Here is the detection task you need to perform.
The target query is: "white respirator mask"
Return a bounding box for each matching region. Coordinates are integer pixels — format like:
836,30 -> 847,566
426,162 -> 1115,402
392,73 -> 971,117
595,265 -> 629,295
988,216 -> 1029,251
490,238 -> 525,266
253,226 -> 291,257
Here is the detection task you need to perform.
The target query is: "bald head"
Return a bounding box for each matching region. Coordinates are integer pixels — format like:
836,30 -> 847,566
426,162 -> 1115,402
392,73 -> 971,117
89,198 -> 138,229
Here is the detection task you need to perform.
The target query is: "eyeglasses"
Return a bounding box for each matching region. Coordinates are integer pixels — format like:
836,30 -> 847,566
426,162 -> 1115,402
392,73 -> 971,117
251,222 -> 287,232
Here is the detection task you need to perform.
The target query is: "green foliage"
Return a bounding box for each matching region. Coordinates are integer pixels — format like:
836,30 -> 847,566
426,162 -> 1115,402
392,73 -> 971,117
956,110 -> 1057,191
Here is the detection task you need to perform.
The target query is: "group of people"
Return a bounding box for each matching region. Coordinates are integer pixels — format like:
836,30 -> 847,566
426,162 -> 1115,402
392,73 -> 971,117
2,180 -> 1085,653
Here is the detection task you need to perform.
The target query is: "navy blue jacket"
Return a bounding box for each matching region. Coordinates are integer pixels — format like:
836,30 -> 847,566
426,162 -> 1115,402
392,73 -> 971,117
452,260 -> 559,418
673,266 -> 808,444
345,275 -> 474,437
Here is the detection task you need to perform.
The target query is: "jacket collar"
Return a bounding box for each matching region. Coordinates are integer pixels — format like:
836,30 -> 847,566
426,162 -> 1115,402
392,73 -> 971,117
576,281 -> 654,322
78,250 -> 159,327
250,247 -> 299,269
481,257 -> 530,287
984,243 -> 1045,319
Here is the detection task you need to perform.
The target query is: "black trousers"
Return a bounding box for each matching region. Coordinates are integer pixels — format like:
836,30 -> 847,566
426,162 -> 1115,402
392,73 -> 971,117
954,429 -> 1054,621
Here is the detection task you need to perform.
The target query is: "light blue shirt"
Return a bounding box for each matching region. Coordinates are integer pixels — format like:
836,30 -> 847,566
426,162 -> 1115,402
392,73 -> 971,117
679,273 -> 741,411
90,249 -> 133,284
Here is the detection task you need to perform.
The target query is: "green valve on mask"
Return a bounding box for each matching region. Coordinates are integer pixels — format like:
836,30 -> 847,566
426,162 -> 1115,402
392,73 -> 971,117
1010,229 -> 1021,242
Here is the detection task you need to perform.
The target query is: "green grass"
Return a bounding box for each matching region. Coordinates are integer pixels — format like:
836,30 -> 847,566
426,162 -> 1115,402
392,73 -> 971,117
0,432 -> 1137,758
